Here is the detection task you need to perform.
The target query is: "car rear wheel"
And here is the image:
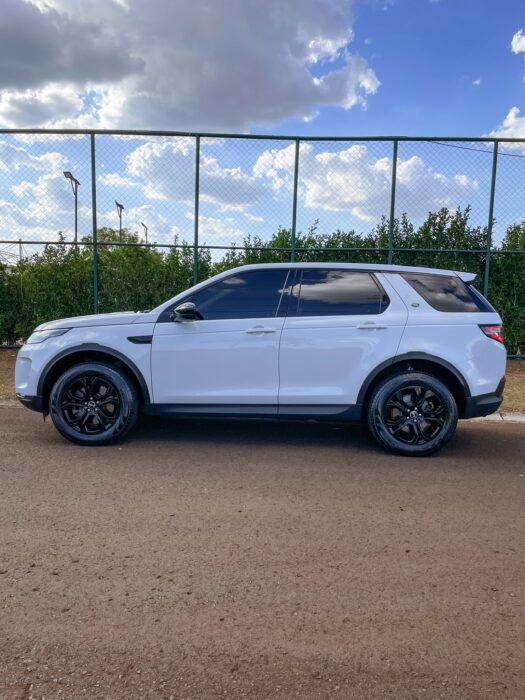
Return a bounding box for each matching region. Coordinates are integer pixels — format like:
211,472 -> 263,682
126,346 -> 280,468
50,362 -> 139,445
367,372 -> 458,456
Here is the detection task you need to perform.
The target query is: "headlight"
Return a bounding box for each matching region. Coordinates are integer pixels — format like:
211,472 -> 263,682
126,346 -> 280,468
26,328 -> 70,344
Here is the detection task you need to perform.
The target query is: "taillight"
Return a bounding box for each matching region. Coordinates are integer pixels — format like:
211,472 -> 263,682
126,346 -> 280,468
479,324 -> 505,343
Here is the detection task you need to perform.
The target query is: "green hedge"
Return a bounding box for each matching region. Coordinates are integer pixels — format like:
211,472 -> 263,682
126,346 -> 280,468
1,209 -> 523,354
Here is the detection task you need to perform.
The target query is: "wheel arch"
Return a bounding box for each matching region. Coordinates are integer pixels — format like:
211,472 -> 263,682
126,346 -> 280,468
38,343 -> 151,413
357,352 -> 471,419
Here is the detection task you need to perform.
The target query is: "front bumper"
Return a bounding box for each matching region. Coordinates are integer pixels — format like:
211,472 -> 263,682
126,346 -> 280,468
16,394 -> 44,412
463,377 -> 505,419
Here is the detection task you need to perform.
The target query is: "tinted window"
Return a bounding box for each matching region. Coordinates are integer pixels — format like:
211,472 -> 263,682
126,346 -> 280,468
468,285 -> 495,312
401,273 -> 492,312
290,270 -> 388,316
188,269 -> 290,320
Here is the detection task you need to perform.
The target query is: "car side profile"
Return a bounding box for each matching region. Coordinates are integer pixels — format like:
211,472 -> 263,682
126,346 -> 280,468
15,262 -> 506,456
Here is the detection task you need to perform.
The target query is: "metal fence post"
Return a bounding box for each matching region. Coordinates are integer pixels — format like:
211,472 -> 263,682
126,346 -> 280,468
388,139 -> 398,265
291,138 -> 300,262
90,133 -> 99,314
193,135 -> 200,284
484,141 -> 499,298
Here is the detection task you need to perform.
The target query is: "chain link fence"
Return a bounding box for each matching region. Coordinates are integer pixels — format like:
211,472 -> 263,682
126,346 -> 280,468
0,130 -> 524,355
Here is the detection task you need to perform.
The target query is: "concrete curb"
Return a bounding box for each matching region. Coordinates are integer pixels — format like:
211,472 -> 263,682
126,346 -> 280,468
470,412 -> 525,423
0,396 -> 524,422
0,397 -> 22,407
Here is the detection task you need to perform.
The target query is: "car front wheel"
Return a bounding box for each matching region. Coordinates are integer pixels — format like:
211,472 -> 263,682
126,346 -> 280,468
367,372 -> 458,456
49,362 -> 139,445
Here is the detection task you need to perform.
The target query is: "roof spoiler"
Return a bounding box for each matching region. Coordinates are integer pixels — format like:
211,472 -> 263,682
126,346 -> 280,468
456,271 -> 476,283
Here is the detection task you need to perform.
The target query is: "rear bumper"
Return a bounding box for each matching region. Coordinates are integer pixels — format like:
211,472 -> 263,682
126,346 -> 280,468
463,377 -> 505,419
16,394 -> 43,412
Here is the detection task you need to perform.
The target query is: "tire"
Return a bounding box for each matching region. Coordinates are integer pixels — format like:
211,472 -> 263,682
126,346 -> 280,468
49,362 -> 139,446
367,372 -> 458,457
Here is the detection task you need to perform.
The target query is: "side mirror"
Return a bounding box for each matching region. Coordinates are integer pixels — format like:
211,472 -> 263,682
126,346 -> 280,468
172,301 -> 200,321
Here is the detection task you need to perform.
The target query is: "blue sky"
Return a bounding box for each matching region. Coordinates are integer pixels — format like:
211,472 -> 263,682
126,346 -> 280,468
0,0 -> 524,259
258,0 -> 525,138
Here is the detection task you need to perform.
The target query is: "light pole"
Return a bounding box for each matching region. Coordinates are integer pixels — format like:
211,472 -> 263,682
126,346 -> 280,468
141,222 -> 148,246
63,171 -> 80,244
115,201 -> 124,242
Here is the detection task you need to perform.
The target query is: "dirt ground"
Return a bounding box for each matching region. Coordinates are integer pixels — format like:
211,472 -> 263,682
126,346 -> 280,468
500,358 -> 525,413
0,349 -> 17,397
0,407 -> 524,699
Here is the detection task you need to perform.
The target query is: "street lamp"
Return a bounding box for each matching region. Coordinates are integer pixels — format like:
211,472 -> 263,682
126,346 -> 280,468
115,201 -> 124,242
141,222 -> 148,246
63,171 -> 80,244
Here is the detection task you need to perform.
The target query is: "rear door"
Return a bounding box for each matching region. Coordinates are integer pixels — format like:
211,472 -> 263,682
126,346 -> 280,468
278,269 -> 408,409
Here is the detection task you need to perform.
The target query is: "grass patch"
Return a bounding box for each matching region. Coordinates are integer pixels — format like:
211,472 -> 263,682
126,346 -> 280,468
0,349 -> 524,412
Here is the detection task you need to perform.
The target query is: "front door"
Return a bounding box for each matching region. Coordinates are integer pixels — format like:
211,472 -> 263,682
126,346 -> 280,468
152,268 -> 291,406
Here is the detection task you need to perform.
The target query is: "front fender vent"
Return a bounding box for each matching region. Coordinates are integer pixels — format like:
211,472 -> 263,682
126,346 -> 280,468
127,335 -> 153,344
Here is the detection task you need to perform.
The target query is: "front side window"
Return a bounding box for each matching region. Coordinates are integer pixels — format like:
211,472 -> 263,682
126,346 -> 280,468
289,269 -> 389,316
188,269 -> 290,320
401,273 -> 493,312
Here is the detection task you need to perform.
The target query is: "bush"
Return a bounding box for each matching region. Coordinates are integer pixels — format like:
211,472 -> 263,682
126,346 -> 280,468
1,212 -> 523,354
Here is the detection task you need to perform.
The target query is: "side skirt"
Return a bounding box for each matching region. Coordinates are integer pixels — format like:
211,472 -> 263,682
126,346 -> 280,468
146,404 -> 362,421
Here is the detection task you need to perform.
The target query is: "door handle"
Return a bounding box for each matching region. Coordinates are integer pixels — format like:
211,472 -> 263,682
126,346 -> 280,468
245,326 -> 276,334
356,323 -> 388,330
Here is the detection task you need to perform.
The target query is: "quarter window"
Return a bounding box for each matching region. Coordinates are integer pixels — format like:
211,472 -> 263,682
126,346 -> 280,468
188,269 -> 290,320
401,273 -> 494,312
290,269 -> 389,316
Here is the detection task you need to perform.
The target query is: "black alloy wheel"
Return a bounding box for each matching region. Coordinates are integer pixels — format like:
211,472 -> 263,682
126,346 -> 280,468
60,374 -> 121,435
367,372 -> 458,456
383,384 -> 445,446
50,362 -> 139,445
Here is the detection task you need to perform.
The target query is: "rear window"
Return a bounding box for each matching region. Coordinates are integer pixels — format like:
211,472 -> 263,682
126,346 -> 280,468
401,273 -> 494,312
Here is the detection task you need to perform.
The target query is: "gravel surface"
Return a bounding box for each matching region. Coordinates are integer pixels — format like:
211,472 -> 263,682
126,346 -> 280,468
0,409 -> 524,699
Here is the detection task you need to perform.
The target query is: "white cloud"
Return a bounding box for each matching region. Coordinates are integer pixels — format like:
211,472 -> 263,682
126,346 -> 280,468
10,172 -> 73,220
472,79 -> 481,86
0,198 -> 73,242
126,140 -> 265,211
0,0 -> 142,92
511,29 -> 525,87
0,188 -> 85,243
489,106 -> 525,142
488,31 -> 525,147
12,133 -> 86,145
0,84 -> 83,128
0,137 -> 268,242
254,143 -> 478,221
0,0 -> 379,131
0,139 -> 66,172
98,172 -> 138,188
511,29 -> 525,55
185,213 -> 245,246
98,203 -> 177,240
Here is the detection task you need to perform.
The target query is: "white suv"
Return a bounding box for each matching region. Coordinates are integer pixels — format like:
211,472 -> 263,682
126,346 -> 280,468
15,263 -> 506,456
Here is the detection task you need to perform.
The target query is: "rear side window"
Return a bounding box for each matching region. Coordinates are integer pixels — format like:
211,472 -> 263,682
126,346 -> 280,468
289,269 -> 389,316
401,273 -> 493,312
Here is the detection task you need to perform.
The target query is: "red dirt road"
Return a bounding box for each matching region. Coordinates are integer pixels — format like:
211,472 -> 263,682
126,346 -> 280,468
1,407 -> 524,699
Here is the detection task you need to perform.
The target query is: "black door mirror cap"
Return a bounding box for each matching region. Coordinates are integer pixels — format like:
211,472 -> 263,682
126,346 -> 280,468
172,302 -> 201,322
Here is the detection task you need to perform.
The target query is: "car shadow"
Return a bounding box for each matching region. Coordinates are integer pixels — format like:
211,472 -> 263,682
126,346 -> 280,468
121,414 -> 523,467
129,414 -> 373,450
